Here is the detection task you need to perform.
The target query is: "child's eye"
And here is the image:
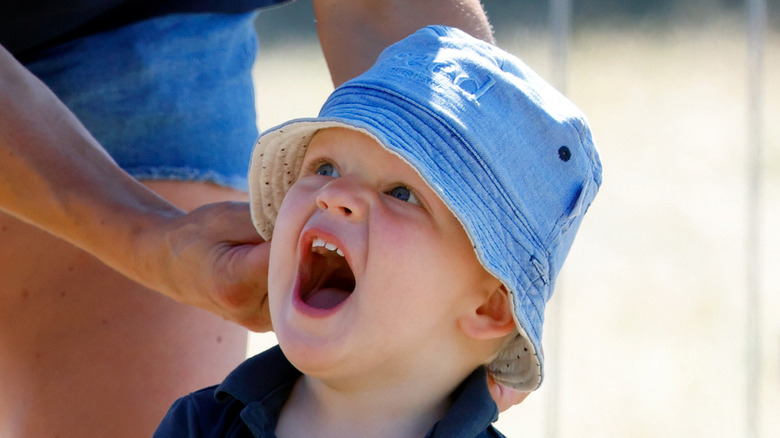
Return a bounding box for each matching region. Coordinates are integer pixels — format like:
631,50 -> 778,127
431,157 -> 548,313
387,185 -> 420,206
314,162 -> 340,178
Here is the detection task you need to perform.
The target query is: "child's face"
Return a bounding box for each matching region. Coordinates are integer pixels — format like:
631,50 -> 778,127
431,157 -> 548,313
267,127 -> 500,386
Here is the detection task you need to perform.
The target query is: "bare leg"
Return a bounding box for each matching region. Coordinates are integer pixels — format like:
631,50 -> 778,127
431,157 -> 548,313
0,181 -> 249,438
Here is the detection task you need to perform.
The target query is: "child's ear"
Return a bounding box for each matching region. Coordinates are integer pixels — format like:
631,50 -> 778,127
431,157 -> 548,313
459,285 -> 515,341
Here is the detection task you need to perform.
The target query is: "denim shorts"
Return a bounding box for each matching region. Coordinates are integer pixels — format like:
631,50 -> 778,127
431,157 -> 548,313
25,12 -> 260,192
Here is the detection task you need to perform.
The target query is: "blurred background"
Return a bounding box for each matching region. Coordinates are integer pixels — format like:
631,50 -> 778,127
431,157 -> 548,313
247,1 -> 780,436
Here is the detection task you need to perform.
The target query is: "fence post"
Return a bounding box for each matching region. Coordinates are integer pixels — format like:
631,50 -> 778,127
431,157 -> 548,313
745,0 -> 765,437
546,1 -> 571,437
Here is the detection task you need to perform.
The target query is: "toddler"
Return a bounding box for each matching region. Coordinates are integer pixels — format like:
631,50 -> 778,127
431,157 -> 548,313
154,25 -> 602,438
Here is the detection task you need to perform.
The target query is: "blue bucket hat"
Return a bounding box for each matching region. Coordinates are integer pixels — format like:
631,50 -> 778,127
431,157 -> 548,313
249,25 -> 602,391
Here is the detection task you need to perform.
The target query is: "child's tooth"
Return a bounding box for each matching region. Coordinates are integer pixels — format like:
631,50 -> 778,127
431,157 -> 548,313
311,238 -> 343,256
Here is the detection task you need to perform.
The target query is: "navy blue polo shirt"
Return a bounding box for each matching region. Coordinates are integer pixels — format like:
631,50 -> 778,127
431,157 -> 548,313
154,346 -> 507,438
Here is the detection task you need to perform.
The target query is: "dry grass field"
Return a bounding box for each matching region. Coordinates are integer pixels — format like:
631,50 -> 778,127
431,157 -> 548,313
248,12 -> 780,438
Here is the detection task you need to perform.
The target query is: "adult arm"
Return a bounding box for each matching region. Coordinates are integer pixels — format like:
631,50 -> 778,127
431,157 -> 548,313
312,0 -> 495,87
0,44 -> 271,331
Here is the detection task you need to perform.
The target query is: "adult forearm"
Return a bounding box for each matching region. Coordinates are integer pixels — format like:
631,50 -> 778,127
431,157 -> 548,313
0,44 -> 272,330
0,44 -> 182,267
313,0 -> 494,86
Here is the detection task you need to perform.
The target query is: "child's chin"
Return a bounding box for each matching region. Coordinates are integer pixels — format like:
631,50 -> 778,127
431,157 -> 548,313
279,340 -> 349,376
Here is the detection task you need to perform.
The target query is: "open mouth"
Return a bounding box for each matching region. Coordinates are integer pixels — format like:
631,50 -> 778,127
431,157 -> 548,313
299,238 -> 356,310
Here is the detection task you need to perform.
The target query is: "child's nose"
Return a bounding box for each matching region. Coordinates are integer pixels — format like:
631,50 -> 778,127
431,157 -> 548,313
315,177 -> 368,220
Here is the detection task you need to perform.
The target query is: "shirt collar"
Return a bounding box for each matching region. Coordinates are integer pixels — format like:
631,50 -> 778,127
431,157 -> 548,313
215,346 -> 500,438
428,366 -> 500,437
215,345 -> 300,406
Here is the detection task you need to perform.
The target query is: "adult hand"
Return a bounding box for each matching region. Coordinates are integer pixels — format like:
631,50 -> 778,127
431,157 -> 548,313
137,201 -> 273,332
487,374 -> 531,412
